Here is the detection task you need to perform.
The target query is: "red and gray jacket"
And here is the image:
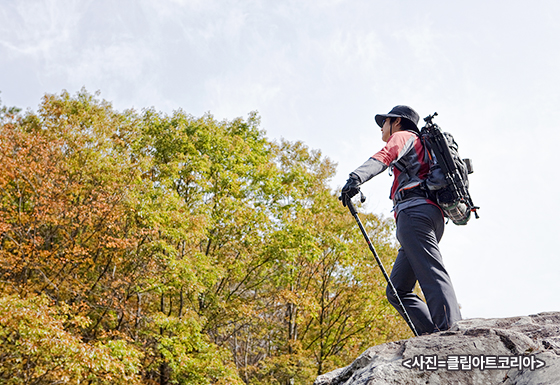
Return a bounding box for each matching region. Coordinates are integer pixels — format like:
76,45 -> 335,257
351,130 -> 433,214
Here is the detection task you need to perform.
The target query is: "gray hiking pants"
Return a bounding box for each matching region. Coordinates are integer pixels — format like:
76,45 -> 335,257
386,203 -> 462,334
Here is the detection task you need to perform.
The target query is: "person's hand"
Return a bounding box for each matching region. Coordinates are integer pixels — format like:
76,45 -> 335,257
339,174 -> 361,207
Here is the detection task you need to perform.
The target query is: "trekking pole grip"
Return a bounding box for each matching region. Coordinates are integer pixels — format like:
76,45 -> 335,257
345,191 -> 366,216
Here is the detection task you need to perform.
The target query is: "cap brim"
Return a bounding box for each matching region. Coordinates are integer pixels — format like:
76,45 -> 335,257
374,113 -> 401,128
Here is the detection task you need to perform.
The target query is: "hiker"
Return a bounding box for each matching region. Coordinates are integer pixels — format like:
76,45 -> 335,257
339,105 -> 462,334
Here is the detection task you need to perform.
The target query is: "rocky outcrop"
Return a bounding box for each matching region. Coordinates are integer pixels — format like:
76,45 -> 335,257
314,312 -> 560,385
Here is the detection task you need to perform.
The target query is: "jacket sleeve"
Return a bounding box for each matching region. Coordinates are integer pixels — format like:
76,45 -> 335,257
351,157 -> 388,184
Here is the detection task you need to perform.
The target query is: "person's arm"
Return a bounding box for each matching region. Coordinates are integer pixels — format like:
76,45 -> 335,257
351,158 -> 388,184
340,132 -> 413,205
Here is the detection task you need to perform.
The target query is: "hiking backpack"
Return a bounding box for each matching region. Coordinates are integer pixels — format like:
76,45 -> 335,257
420,113 -> 479,225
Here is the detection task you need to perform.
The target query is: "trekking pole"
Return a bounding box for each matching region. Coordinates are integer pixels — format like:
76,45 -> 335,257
344,193 -> 419,337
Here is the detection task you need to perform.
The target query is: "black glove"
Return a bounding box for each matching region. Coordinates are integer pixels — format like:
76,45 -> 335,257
339,174 -> 361,207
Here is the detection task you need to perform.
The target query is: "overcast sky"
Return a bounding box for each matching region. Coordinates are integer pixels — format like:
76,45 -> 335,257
1,0 -> 559,320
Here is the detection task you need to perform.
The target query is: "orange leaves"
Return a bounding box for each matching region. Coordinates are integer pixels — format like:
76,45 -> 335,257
0,94 -> 154,332
102,235 -> 135,250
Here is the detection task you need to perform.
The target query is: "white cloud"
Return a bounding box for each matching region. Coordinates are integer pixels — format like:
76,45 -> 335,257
0,0 -> 86,59
65,41 -> 156,92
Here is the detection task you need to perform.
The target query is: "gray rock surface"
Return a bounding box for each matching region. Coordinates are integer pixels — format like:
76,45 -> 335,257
314,312 -> 560,385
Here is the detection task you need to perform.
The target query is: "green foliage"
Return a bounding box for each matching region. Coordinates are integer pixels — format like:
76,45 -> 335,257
0,90 -> 409,385
0,294 -> 142,384
152,313 -> 243,385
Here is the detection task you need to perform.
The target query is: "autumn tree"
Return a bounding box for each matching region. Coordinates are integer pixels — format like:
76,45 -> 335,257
0,90 -> 410,385
0,90 -> 241,384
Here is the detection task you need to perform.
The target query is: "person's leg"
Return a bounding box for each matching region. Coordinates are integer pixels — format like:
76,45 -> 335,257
387,246 -> 435,335
395,204 -> 462,332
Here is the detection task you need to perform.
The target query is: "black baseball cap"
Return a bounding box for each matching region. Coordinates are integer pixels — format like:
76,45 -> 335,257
375,105 -> 420,129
